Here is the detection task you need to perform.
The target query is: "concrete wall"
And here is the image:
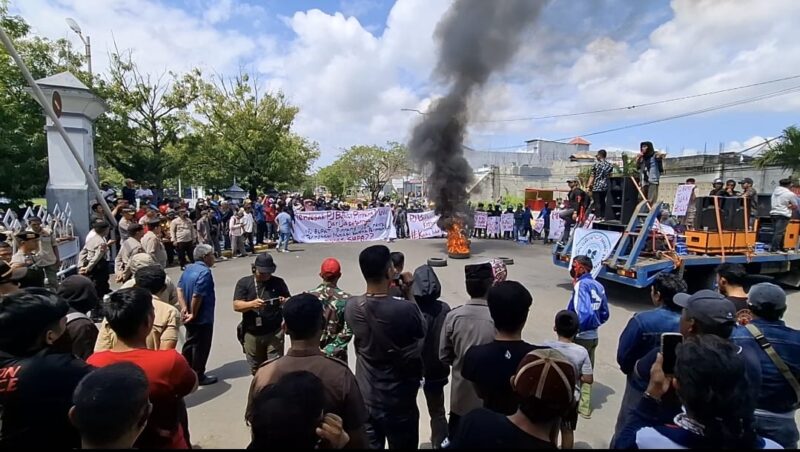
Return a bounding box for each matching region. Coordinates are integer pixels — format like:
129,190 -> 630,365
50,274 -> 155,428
467,151 -> 792,209
658,163 -> 791,210
468,160 -> 595,202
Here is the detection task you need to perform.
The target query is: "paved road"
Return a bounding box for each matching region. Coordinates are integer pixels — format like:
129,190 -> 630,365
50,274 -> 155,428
171,238 -> 800,449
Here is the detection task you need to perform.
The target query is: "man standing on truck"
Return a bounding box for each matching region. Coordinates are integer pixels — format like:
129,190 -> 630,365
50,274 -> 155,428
587,149 -> 613,221
769,178 -> 797,254
558,179 -> 589,245
636,141 -> 662,206
740,177 -> 758,229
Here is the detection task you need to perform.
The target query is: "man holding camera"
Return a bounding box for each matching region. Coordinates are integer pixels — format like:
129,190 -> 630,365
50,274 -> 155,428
233,253 -> 291,373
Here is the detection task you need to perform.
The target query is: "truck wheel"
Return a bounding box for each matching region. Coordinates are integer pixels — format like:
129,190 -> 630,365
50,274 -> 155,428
428,258 -> 447,267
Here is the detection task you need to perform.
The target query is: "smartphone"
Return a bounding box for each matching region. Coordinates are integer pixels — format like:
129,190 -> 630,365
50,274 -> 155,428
661,333 -> 683,374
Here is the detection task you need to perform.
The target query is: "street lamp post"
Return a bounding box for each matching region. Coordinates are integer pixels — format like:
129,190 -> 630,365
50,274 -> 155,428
65,18 -> 91,84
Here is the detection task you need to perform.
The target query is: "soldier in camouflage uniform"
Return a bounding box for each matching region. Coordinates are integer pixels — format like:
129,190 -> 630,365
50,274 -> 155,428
308,258 -> 353,363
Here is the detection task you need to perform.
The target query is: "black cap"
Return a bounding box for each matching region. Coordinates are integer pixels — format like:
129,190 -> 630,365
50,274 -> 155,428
748,282 -> 786,311
15,231 -> 39,241
27,216 -> 42,224
254,253 -> 277,274
739,177 -> 754,185
0,260 -> 27,284
674,290 -> 736,327
465,262 -> 493,280
91,219 -> 109,229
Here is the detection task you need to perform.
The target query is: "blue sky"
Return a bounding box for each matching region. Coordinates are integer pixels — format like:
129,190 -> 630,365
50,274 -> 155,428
12,0 -> 800,165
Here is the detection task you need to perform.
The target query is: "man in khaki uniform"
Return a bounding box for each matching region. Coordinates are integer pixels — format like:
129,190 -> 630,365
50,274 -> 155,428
26,216 -> 60,290
121,253 -> 180,308
171,207 -> 197,270
247,293 -> 368,448
78,220 -> 111,297
10,231 -> 45,288
115,223 -> 145,282
117,207 -> 136,242
95,265 -> 179,351
141,216 -> 167,268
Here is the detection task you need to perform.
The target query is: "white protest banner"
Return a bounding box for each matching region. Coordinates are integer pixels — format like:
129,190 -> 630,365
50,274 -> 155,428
474,211 -> 488,229
672,184 -> 695,216
500,213 -> 515,233
569,227 -> 623,278
548,210 -> 565,241
407,210 -> 444,239
532,217 -> 545,234
292,207 -> 394,243
486,216 -> 501,235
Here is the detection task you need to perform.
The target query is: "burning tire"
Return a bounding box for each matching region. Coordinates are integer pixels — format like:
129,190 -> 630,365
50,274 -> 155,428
428,257 -> 448,267
498,257 -> 514,265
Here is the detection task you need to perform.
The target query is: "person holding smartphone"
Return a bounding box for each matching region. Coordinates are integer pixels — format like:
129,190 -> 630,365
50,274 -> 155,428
233,253 -> 291,374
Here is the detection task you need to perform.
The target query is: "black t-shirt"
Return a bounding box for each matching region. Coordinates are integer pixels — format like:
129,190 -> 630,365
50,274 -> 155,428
726,295 -> 749,313
0,349 -> 94,449
462,340 -> 543,415
234,275 -> 291,335
450,408 -> 557,449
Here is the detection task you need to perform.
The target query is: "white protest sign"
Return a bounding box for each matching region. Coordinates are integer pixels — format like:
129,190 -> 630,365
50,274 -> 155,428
533,217 -> 545,234
474,211 -> 488,229
407,210 -> 444,239
653,222 -> 676,237
569,227 -> 623,278
548,209 -> 565,240
486,216 -> 501,235
500,213 -> 515,233
292,207 -> 394,243
672,184 -> 695,216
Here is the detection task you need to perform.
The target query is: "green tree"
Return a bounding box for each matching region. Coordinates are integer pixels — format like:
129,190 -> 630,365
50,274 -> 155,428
0,1 -> 85,204
756,126 -> 800,178
337,143 -> 408,201
317,160 -> 354,198
188,73 -> 319,198
94,48 -> 200,192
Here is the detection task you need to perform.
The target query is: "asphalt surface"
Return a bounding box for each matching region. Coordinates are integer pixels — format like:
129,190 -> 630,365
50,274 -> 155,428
169,238 -> 800,449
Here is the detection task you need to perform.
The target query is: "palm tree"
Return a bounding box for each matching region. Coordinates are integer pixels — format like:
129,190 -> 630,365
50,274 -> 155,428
756,126 -> 800,178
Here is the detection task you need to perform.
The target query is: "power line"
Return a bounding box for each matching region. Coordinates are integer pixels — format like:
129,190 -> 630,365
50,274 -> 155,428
474,73 -> 800,123
551,84 -> 800,142
468,84 -> 800,152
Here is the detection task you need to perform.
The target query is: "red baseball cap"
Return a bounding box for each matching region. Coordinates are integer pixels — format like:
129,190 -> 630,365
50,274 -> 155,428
320,258 -> 341,279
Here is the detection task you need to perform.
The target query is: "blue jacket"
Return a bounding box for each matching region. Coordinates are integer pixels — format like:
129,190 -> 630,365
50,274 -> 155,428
615,395 -> 779,449
567,273 -> 609,339
731,319 -> 800,414
537,207 -> 550,226
253,203 -> 265,222
617,307 -> 681,375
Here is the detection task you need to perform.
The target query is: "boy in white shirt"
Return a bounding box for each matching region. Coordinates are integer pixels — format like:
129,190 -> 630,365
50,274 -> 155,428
542,310 -> 593,449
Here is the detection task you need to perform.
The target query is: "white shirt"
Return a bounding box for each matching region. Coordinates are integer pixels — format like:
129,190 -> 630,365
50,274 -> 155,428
242,213 -> 254,233
770,186 -> 796,218
135,188 -> 154,199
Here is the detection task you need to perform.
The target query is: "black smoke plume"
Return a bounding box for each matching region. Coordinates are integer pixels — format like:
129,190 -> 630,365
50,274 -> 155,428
408,0 -> 546,228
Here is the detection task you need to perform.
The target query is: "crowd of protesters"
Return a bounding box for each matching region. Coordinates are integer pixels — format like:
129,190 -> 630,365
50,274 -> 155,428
0,176 -> 797,449
1,221 -> 797,449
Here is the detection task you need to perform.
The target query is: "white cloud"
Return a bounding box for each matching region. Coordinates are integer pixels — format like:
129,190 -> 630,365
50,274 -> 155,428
13,0 -> 259,77
10,0 -> 800,167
